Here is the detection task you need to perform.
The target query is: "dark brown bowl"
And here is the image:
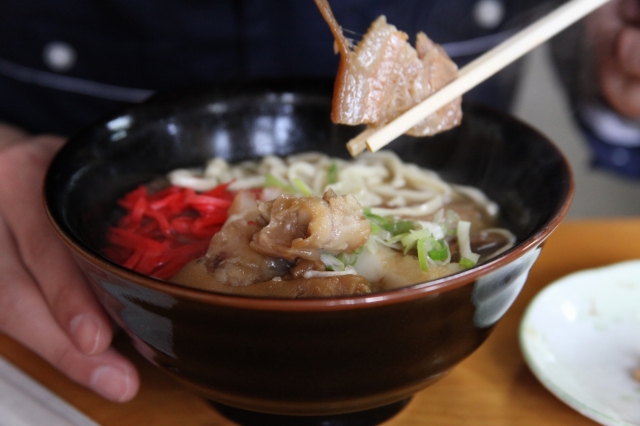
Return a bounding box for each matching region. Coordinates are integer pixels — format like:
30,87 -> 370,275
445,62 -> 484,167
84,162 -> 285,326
44,79 -> 573,422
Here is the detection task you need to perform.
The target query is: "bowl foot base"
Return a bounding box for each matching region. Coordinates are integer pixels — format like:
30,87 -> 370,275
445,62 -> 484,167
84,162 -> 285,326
208,398 -> 412,426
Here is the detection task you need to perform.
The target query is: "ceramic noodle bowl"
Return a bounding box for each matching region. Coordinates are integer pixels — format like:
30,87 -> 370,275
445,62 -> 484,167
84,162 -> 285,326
44,79 -> 573,424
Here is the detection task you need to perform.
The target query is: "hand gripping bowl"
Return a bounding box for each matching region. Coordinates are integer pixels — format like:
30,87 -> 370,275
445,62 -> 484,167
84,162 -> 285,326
44,79 -> 573,425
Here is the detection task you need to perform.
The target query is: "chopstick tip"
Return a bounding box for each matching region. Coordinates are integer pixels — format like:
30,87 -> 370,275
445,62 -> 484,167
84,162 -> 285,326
346,127 -> 376,157
347,142 -> 365,157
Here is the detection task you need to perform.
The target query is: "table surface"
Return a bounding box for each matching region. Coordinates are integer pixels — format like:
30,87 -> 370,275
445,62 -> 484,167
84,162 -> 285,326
3,218 -> 639,425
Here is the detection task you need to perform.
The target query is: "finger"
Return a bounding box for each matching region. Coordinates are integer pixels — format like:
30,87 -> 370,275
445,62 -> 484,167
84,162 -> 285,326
619,0 -> 640,24
0,123 -> 30,150
616,26 -> 640,78
0,137 -> 114,356
0,217 -> 139,402
599,60 -> 640,118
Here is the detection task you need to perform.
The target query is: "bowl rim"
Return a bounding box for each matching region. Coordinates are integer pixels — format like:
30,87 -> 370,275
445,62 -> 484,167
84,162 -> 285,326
44,83 -> 575,312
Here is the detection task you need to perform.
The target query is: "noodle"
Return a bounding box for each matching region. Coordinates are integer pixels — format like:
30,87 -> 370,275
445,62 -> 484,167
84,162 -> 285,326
168,151 -> 481,220
161,151 -> 516,295
104,151 -> 516,296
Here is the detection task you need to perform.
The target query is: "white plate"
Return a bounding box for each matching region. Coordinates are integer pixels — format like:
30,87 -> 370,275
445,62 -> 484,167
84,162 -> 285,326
0,355 -> 99,426
520,260 -> 640,426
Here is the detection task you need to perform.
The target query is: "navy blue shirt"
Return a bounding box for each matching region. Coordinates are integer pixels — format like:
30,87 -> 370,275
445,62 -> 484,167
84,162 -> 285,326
0,0 -> 545,135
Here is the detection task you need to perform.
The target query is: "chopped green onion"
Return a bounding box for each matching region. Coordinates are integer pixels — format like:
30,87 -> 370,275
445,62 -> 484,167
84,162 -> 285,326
428,240 -> 449,261
364,210 -> 416,237
353,246 -> 364,255
376,229 -> 392,241
364,209 -> 396,238
388,232 -> 410,244
320,253 -> 345,271
363,237 -> 380,255
400,228 -> 432,248
292,178 -> 313,196
264,173 -> 296,193
444,210 -> 461,236
386,220 -> 414,236
457,220 -> 480,264
418,221 -> 446,241
459,257 -> 477,269
327,162 -> 338,184
338,252 -> 358,266
364,211 -> 388,226
417,237 -> 429,271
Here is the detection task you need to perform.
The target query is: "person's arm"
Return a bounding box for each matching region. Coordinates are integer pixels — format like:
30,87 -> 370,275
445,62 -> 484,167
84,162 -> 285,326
550,0 -> 640,177
0,123 -> 139,402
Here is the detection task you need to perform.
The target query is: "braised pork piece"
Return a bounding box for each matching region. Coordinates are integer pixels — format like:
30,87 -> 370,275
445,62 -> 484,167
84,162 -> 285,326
314,0 -> 462,136
170,189 -> 373,297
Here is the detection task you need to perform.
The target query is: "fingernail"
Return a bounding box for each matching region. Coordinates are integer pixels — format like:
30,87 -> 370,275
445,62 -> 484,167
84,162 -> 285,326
69,314 -> 101,355
90,365 -> 132,403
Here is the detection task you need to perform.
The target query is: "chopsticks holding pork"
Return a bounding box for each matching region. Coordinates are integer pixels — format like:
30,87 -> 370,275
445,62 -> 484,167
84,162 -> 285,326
316,0 -> 613,156
314,0 -> 462,156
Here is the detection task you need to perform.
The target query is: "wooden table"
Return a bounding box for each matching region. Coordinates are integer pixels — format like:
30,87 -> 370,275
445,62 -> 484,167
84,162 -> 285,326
3,218 -> 639,425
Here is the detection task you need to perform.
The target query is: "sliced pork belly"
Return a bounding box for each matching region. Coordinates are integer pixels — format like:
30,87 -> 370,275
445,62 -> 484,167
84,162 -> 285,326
170,218 -> 292,289
315,0 -> 462,136
251,189 -> 371,261
170,189 -> 373,297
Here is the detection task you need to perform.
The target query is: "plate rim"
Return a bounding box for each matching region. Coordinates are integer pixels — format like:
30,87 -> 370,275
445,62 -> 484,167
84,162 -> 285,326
519,260 -> 640,426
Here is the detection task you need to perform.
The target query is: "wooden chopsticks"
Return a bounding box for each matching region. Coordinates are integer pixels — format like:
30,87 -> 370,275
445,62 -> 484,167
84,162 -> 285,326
346,0 -> 612,157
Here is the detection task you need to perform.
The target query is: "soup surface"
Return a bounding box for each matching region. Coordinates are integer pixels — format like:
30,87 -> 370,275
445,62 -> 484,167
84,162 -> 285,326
104,151 -> 514,297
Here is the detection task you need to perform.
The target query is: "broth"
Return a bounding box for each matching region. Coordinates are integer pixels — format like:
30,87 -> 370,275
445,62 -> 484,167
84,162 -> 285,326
104,151 -> 515,298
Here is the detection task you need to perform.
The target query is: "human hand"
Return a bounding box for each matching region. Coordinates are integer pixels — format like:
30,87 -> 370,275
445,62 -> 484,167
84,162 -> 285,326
0,123 -> 139,402
588,0 -> 640,118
